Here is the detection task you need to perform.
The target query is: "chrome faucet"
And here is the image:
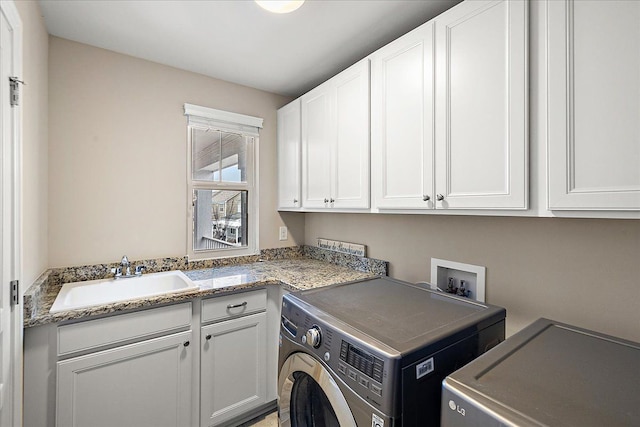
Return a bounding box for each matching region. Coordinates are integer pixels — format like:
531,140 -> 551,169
121,255 -> 131,276
111,255 -> 145,279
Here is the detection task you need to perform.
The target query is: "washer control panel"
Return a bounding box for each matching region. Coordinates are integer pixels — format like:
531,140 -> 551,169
337,340 -> 385,399
340,341 -> 384,383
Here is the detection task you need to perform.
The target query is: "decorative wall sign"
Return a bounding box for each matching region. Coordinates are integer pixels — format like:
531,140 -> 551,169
317,238 -> 366,257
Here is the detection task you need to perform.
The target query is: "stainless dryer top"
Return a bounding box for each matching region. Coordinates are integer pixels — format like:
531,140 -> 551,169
446,318 -> 640,426
293,277 -> 504,353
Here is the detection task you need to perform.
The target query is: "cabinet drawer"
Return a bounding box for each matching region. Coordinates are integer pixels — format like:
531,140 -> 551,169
58,302 -> 192,356
201,289 -> 267,324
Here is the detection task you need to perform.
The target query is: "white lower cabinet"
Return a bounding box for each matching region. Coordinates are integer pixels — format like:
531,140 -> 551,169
57,330 -> 193,427
24,289 -> 281,427
200,312 -> 267,427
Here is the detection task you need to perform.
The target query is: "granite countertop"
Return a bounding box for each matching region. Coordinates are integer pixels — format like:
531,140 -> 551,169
24,247 -> 387,328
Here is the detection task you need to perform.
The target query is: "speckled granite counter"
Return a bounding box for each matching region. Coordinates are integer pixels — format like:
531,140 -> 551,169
24,246 -> 388,328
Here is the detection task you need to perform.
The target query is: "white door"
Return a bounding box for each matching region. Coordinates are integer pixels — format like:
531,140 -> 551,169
57,331 -> 193,427
277,99 -> 301,210
434,0 -> 528,209
200,312 -> 267,427
548,0 -> 640,210
0,1 -> 22,426
333,59 -> 370,209
301,86 -> 333,208
371,21 -> 435,210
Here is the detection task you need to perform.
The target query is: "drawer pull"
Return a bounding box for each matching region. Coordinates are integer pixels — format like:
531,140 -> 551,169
227,301 -> 248,309
183,341 -> 190,347
205,334 -> 212,340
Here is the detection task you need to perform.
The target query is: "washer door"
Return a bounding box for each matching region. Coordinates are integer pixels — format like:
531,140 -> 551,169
278,352 -> 357,427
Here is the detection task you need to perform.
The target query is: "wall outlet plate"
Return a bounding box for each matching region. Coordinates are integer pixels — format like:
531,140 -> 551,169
430,258 -> 486,302
279,226 -> 288,241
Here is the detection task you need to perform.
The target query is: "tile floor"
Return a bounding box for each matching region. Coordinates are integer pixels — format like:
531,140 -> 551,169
241,410 -> 278,427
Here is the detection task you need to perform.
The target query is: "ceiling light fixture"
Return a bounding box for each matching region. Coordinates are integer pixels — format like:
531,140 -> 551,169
255,0 -> 305,14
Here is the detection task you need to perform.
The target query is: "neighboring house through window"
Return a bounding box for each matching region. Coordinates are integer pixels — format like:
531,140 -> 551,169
185,104 -> 262,258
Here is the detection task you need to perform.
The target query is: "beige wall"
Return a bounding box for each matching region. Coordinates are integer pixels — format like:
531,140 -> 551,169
15,0 -> 49,287
305,213 -> 640,342
35,13 -> 640,345
48,37 -> 298,267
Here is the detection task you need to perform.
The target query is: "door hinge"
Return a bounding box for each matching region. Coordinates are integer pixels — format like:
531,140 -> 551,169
10,280 -> 19,306
9,77 -> 25,107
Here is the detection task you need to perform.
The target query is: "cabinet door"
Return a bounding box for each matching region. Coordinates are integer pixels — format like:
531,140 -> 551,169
301,85 -> 333,208
548,0 -> 640,210
435,0 -> 528,209
200,312 -> 267,427
333,59 -> 370,209
57,331 -> 193,427
371,22 -> 435,209
277,99 -> 301,210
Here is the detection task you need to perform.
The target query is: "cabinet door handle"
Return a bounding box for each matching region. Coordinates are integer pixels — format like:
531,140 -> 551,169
293,199 -> 298,204
423,195 -> 430,201
227,301 -> 248,309
436,194 -> 445,201
330,198 -> 335,203
324,198 -> 329,203
183,341 -> 190,347
205,334 -> 212,340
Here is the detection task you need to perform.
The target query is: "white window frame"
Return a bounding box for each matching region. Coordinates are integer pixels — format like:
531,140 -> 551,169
185,104 -> 262,259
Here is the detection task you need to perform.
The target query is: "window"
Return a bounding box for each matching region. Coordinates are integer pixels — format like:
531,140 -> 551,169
185,104 -> 262,258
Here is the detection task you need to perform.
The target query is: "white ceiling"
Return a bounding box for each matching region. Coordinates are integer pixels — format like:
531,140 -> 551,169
38,0 -> 461,97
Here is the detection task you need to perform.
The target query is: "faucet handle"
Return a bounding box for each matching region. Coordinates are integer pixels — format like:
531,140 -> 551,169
135,265 -> 146,276
111,267 -> 122,277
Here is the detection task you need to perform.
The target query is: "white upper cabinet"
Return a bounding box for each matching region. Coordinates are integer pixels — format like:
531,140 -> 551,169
371,22 -> 435,209
548,0 -> 640,211
371,0 -> 527,211
301,85 -> 333,208
435,0 -> 528,209
277,99 -> 301,210
301,59 -> 370,210
333,61 -> 370,209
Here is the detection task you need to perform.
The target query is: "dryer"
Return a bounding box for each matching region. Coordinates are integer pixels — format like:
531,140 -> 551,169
441,318 -> 640,427
277,276 -> 505,426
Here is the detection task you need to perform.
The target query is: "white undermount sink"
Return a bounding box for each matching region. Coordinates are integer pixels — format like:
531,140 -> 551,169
49,270 -> 199,313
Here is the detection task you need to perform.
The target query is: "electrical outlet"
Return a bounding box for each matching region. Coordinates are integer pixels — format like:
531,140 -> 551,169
279,226 -> 288,241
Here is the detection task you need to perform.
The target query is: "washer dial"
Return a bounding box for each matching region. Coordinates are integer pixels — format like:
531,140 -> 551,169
305,326 -> 322,348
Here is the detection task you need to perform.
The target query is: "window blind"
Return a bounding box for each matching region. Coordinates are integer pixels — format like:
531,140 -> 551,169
184,103 -> 263,137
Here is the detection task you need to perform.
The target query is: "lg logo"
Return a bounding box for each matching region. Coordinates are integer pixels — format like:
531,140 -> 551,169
449,400 -> 466,417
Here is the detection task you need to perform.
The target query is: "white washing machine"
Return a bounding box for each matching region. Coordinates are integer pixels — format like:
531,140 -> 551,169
277,276 -> 506,426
